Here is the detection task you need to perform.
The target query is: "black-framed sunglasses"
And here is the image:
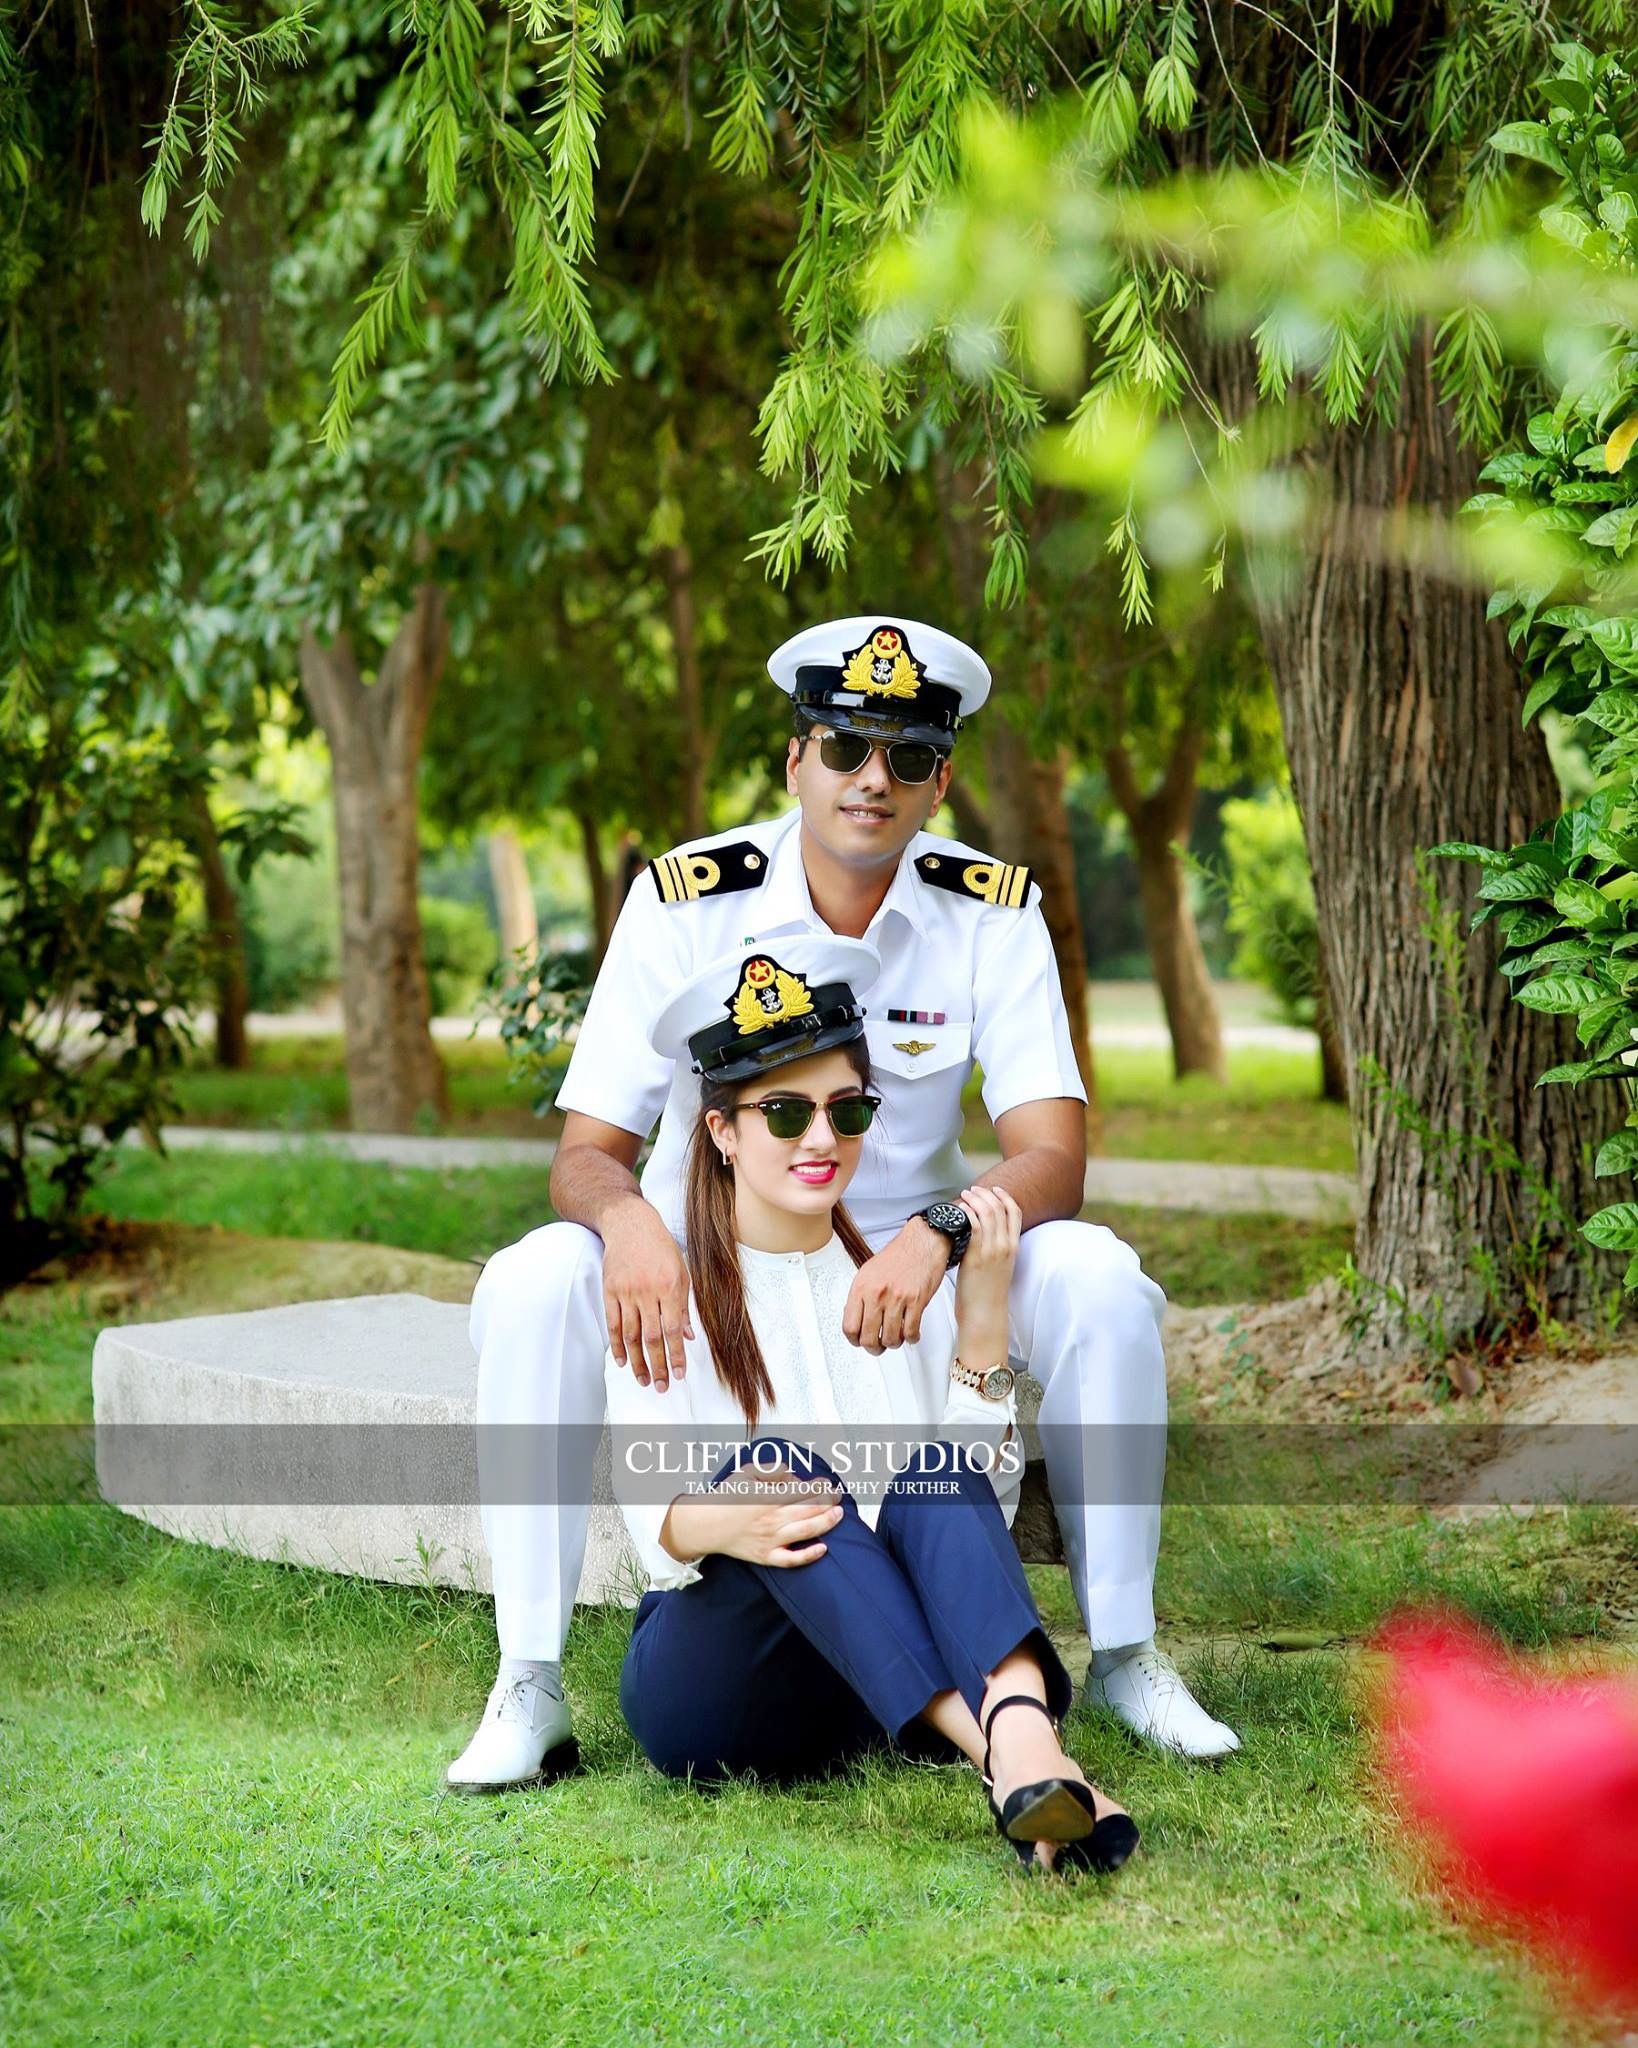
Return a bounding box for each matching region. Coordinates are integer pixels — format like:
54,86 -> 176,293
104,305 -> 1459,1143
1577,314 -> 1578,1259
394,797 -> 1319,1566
806,729 -> 947,786
732,1093 -> 883,1141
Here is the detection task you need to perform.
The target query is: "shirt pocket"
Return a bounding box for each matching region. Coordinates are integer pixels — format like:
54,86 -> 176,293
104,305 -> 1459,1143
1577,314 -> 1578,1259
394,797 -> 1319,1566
862,1016 -> 973,1085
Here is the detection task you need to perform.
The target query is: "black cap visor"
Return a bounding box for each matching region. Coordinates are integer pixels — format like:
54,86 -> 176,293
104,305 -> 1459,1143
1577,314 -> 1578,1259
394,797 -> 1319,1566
793,668 -> 963,745
688,990 -> 868,1083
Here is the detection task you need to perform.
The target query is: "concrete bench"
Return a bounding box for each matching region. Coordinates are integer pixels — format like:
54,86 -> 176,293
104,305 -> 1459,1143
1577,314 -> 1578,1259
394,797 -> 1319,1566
92,1292 -> 1063,1600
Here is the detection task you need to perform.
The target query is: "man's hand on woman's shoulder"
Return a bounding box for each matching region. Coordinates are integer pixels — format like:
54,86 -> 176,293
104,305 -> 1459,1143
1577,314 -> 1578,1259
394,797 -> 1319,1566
602,1197 -> 695,1391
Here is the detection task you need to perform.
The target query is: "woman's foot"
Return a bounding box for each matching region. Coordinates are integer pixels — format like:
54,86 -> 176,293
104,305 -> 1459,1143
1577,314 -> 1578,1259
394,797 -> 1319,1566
983,1694 -> 1131,1867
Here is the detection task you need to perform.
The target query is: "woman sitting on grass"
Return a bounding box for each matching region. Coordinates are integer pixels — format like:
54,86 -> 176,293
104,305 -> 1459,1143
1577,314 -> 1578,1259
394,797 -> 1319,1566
605,934 -> 1138,1877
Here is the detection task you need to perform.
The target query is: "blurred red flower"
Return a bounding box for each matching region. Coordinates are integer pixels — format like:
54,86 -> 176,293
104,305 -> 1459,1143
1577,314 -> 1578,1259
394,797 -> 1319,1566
1373,1606 -> 1638,2011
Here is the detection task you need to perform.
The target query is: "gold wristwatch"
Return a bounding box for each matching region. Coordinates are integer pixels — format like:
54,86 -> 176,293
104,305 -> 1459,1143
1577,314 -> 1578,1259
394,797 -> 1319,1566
950,1356 -> 1016,1402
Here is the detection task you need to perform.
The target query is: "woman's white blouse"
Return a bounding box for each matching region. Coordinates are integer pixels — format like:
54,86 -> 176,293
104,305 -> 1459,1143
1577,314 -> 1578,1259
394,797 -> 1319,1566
603,1231 -> 1021,1591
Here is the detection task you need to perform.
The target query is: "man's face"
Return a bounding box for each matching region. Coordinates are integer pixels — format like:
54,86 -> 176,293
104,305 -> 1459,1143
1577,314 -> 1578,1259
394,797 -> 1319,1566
786,720 -> 954,869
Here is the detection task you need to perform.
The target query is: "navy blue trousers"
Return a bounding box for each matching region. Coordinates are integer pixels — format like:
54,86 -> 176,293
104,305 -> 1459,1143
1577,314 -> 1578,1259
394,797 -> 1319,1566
620,1436 -> 1074,1784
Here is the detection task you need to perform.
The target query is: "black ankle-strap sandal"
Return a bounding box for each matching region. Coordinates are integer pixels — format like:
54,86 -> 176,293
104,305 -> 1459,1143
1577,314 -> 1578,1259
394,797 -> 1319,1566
980,1693 -> 1140,1876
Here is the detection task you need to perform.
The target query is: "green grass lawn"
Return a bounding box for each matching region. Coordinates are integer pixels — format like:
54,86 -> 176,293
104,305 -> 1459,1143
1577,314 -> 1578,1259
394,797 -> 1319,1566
166,1032 -> 1356,1174
82,1144 -> 1355,1306
3,1160 -> 1631,2045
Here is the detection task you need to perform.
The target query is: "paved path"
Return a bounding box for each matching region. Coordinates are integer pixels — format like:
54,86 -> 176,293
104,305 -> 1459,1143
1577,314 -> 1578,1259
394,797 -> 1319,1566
120,1123 -> 1356,1221
46,1001 -> 1323,1056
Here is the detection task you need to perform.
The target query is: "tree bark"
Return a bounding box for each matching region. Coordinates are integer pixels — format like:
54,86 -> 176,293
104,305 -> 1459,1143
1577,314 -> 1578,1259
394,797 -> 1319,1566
1313,943 -> 1349,1105
298,584 -> 450,1132
486,827 -> 539,974
1102,726 -> 1227,1082
187,787 -> 250,1070
577,809 -> 613,964
1242,335 -> 1626,1342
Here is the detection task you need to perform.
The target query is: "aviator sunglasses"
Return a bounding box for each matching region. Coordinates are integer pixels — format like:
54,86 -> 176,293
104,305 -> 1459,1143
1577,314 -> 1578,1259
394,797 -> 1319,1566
732,1092 -> 883,1140
805,729 -> 946,786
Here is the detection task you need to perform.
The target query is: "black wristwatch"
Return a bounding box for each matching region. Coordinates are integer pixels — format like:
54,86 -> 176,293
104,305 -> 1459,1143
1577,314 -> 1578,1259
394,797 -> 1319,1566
917,1200 -> 973,1268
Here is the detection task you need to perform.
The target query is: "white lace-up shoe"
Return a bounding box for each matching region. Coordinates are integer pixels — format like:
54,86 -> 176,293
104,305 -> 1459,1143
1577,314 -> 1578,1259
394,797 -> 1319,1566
444,1671 -> 581,1793
1083,1640 -> 1241,1761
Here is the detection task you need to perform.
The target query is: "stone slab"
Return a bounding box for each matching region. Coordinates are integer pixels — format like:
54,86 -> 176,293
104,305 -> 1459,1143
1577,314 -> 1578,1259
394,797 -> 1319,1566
91,1292 -> 1063,1600
91,1292 -> 644,1604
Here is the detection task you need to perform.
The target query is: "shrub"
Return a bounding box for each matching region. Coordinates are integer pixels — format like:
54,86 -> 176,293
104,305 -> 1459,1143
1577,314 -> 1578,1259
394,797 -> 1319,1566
241,801 -> 338,1013
1218,792 -> 1321,1028
420,896 -> 498,1016
1,705 -> 212,1282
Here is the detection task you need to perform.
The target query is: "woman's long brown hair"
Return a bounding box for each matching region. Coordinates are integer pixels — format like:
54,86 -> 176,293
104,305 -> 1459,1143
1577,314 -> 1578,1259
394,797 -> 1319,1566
683,1039 -> 877,1429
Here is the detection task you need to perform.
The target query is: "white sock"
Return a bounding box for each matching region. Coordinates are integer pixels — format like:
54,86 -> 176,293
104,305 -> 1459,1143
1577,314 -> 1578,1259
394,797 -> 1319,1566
1090,1636 -> 1155,1681
497,1656 -> 562,1697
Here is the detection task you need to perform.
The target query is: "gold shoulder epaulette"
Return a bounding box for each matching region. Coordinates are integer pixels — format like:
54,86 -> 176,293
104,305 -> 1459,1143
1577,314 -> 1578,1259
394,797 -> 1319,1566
648,840 -> 771,905
914,850 -> 1033,908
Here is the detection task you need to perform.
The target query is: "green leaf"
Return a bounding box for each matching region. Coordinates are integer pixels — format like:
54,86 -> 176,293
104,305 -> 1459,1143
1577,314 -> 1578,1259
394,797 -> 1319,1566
1476,452 -> 1549,484
1425,840 -> 1510,866
1554,879 -> 1623,927
1595,1128 -> 1638,1175
1515,972 -> 1609,1011
1538,1055 -> 1632,1084
1490,122 -> 1570,175
1506,909 -> 1562,947
1478,863 -> 1560,902
1581,693 -> 1638,737
1577,995 -> 1632,1046
1541,204 -> 1596,253
1507,938 -> 1601,976
1586,619 -> 1638,661
1581,504 -> 1638,552
1521,673 -> 1564,725
1581,1201 -> 1638,1250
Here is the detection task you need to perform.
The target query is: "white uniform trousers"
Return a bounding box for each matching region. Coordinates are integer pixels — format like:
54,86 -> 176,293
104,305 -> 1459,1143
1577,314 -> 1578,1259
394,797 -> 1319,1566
470,1214 -> 1168,1659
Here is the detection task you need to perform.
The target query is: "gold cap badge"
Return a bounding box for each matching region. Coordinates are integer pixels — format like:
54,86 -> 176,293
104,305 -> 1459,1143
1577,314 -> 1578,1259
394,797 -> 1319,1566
840,625 -> 924,701
728,955 -> 818,1037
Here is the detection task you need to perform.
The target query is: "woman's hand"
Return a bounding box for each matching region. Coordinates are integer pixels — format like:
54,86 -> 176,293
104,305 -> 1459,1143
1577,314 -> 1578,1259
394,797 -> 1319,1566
954,1184 -> 1022,1365
660,1467 -> 844,1569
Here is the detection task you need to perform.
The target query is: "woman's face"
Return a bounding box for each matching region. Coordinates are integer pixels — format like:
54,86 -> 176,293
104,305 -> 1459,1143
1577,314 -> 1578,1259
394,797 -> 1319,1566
704,1046 -> 871,1221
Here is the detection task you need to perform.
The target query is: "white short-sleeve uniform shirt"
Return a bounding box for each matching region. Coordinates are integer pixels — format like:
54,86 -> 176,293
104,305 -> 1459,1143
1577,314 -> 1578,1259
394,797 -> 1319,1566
553,804 -> 1086,1242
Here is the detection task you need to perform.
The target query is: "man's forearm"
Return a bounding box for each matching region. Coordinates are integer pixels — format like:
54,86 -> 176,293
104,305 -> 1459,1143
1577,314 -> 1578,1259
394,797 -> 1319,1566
966,1143 -> 1084,1229
548,1143 -> 654,1236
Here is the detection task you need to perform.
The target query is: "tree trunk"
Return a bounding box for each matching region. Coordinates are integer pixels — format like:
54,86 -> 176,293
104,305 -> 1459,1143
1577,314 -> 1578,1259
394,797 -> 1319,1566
187,786 -> 251,1070
985,708 -> 1102,1149
661,540 -> 708,842
1244,335 -> 1626,1343
1314,943 -> 1349,1105
1103,728 -> 1226,1082
943,778 -> 993,850
298,585 -> 450,1132
486,827 -> 539,974
577,809 -> 613,964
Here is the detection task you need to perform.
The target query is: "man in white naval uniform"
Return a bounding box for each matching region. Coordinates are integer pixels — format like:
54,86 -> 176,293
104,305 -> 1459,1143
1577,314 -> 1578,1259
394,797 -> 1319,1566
448,615 -> 1240,1789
